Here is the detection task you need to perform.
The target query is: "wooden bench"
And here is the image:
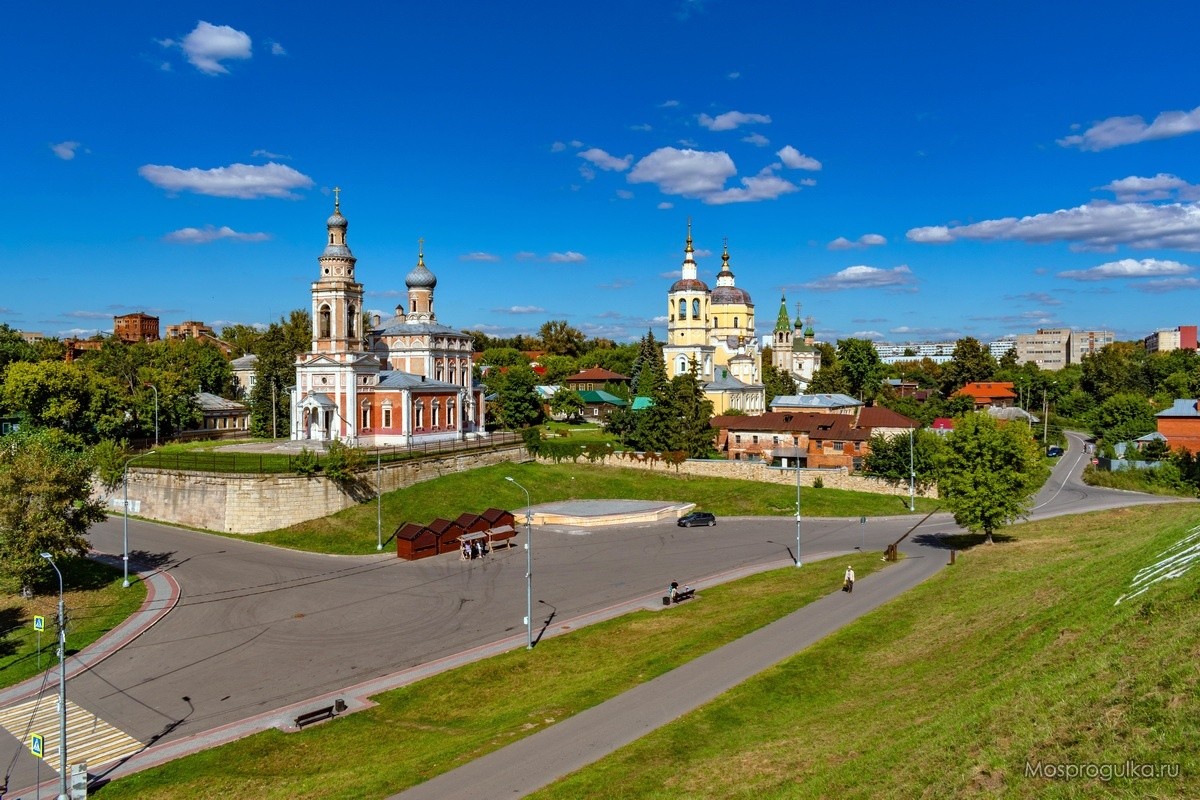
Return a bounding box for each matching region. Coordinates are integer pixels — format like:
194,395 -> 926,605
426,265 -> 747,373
662,587 -> 696,605
294,698 -> 347,728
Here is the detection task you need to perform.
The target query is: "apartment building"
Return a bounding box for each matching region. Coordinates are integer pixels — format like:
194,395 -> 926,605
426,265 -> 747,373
1143,326 -> 1198,354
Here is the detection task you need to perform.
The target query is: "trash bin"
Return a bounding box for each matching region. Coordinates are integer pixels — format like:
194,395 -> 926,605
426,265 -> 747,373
662,596 -> 671,606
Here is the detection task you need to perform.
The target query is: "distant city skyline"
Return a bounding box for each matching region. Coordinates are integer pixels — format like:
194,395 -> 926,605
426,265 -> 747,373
6,2 -> 1200,345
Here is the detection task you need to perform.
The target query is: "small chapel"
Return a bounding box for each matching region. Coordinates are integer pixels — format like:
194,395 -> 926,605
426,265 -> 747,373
290,193 -> 486,445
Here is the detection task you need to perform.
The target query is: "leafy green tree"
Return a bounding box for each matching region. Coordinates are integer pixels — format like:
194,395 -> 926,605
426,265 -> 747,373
322,440 -> 365,482
1141,437 -> 1170,462
538,355 -> 577,385
249,317 -> 308,438
1080,342 -> 1149,398
489,364 -> 544,429
539,320 -> 586,357
0,360 -> 126,444
837,338 -> 885,400
940,337 -> 998,395
1089,393 -> 1157,445
938,414 -> 1045,544
0,324 -> 35,376
90,438 -> 130,495
579,342 -> 637,377
155,338 -> 234,397
549,387 -> 585,420
864,427 -> 942,484
762,362 -> 797,407
480,347 -> 529,367
0,428 -> 107,591
218,323 -> 265,357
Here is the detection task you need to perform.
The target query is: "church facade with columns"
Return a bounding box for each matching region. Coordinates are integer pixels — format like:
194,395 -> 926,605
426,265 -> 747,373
662,223 -> 765,414
291,194 -> 486,445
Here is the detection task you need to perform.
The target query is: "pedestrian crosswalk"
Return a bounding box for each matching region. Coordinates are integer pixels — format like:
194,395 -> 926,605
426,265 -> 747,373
0,696 -> 143,775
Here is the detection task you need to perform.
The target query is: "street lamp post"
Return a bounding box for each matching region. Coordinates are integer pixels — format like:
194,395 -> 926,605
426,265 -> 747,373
908,425 -> 916,512
122,451 -> 156,588
376,449 -> 383,551
794,455 -> 802,567
146,383 -> 159,447
40,552 -> 68,800
505,476 -> 533,649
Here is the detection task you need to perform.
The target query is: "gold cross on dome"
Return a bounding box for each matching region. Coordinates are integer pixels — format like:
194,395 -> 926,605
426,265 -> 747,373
333,186 -> 341,210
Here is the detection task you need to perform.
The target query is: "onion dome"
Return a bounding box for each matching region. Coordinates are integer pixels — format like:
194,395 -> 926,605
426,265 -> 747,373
405,243 -> 437,289
671,277 -> 710,292
327,188 -> 348,228
710,240 -> 751,304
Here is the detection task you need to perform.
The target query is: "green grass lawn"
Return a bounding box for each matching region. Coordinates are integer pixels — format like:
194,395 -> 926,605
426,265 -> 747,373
90,552 -> 888,800
96,502 -> 1200,799
530,503 -> 1200,799
0,559 -> 147,690
240,461 -> 936,554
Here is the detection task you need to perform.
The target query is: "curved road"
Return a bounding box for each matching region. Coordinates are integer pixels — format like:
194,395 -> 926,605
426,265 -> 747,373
1,431 -> 1185,795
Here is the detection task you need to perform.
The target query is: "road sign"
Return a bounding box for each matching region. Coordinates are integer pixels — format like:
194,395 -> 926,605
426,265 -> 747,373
33,615 -> 45,631
29,732 -> 43,758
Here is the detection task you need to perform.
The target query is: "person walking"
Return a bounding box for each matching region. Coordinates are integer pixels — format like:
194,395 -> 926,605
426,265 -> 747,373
844,565 -> 855,593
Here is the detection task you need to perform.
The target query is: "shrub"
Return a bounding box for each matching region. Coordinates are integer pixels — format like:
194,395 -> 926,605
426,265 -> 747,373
293,447 -> 318,476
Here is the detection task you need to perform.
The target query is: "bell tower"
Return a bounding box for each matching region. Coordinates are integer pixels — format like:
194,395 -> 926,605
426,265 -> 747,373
311,188 -> 365,354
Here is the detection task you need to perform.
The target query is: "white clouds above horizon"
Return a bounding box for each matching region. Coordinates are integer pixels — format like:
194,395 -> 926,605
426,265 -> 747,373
741,133 -> 769,147
138,161 -> 314,199
175,21 -> 252,75
705,168 -> 798,205
1057,258 -> 1192,282
1099,173 -> 1200,203
269,41 -> 286,56
578,147 -> 633,171
1059,105 -> 1200,151
776,145 -> 821,170
459,252 -> 500,262
163,225 -> 271,244
546,251 -> 586,263
50,141 -> 81,160
829,233 -> 886,250
801,265 -> 915,291
493,305 -> 546,314
907,201 -> 1200,251
627,147 -> 800,205
697,110 -> 771,131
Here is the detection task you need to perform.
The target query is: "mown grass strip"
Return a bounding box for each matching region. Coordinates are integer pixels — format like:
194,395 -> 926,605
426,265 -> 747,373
240,461 -> 935,554
529,503 -> 1200,799
0,559 -> 148,690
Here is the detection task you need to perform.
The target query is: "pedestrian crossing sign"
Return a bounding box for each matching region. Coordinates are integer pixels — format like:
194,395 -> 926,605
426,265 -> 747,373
30,733 -> 43,758
33,615 -> 45,631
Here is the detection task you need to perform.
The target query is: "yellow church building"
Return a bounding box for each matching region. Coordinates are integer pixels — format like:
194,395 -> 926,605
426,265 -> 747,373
662,222 -> 765,414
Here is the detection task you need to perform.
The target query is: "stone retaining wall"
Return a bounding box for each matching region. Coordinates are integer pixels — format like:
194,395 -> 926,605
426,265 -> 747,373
539,453 -> 938,499
115,444 -> 530,534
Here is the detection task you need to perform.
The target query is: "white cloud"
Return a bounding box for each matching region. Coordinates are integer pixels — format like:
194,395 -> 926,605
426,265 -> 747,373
907,201 -> 1200,251
495,305 -> 546,314
579,164 -> 596,181
629,123 -> 652,132
615,189 -> 634,200
578,148 -> 633,171
515,251 -> 537,260
459,252 -> 501,262
694,248 -> 713,258
628,147 -> 736,196
1059,105 -> 1200,151
727,71 -> 740,80
828,234 -> 886,250
550,141 -> 567,153
850,330 -> 885,340
777,145 -> 821,170
269,41 -> 286,56
660,270 -> 682,279
803,265 -> 915,291
50,141 -> 81,160
1006,292 -> 1062,306
569,140 -> 584,148
657,202 -> 674,210
1136,277 -> 1200,293
1099,173 -> 1200,203
800,178 -> 817,187
659,99 -> 680,108
138,161 -> 314,199
180,21 -> 252,75
251,148 -> 289,160
705,168 -> 798,205
163,225 -> 270,244
547,251 -> 586,263
1057,258 -> 1192,281
741,133 -> 770,147
697,111 -> 771,131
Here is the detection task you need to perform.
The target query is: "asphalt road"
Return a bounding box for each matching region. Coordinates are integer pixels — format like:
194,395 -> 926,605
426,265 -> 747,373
0,430 -> 1185,794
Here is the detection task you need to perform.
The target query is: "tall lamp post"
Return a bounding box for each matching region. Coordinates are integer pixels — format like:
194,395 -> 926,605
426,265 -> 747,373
40,552 -> 68,800
908,425 -> 916,512
122,451 -> 157,588
145,383 -> 159,447
794,455 -> 802,567
505,476 -> 533,649
376,449 -> 383,551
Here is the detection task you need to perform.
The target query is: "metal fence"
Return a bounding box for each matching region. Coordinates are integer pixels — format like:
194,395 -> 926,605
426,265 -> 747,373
132,430 -> 526,474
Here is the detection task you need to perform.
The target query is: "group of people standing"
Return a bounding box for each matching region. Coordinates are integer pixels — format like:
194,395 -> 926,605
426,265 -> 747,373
461,539 -> 488,560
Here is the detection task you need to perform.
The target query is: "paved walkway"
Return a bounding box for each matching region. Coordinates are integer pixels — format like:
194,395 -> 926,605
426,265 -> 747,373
391,547 -> 946,799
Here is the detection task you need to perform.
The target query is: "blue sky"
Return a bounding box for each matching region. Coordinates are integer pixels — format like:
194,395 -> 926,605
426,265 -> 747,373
7,1 -> 1200,346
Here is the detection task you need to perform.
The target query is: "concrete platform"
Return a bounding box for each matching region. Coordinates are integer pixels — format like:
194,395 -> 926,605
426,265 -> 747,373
525,499 -> 694,527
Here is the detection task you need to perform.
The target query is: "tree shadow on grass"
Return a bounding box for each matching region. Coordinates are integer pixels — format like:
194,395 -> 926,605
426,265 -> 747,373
0,605 -> 26,658
913,531 -> 1017,550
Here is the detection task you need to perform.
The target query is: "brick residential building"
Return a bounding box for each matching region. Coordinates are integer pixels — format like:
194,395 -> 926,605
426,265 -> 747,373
113,312 -> 160,343
711,405 -> 917,469
954,381 -> 1017,409
1155,399 -> 1200,454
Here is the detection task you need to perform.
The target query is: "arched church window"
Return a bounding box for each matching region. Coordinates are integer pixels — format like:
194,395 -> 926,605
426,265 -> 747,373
734,316 -> 739,328
676,356 -> 687,375
692,299 -> 700,318
319,305 -> 331,338
329,233 -> 334,244
414,401 -> 424,429
448,399 -> 456,428
432,401 -> 440,428
449,365 -> 457,384
436,365 -> 444,382
411,300 -> 417,313
678,299 -> 686,318
348,305 -> 357,338
361,403 -> 371,429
